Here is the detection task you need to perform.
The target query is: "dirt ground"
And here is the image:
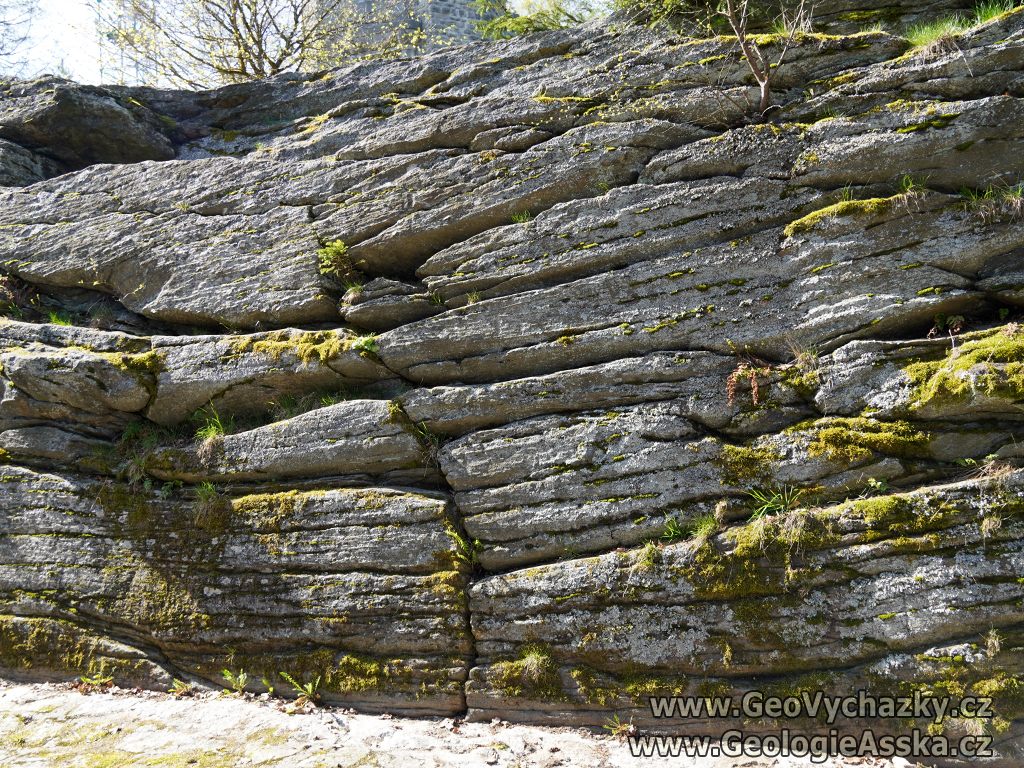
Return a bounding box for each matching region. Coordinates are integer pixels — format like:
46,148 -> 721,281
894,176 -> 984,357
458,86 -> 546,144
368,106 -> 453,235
0,679 -> 929,768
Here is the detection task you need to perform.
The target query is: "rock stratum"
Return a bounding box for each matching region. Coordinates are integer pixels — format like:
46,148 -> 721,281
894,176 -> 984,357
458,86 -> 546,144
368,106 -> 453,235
2,2 -> 1024,764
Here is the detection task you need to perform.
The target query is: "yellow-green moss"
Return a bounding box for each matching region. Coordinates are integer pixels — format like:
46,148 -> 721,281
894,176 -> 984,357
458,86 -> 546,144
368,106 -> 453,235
0,615 -> 148,681
835,492 -> 957,537
231,489 -> 302,531
797,417 -> 931,463
784,198 -> 891,237
228,330 -> 346,365
570,665 -> 620,706
490,644 -> 567,701
714,444 -> 782,486
903,326 -> 1024,410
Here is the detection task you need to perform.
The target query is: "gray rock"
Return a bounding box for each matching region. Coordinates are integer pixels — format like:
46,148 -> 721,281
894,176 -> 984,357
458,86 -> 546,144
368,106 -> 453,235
0,319 -> 149,354
644,96 -> 1024,193
343,294 -> 446,332
437,398 -> 974,570
337,122 -> 663,276
147,328 -> 397,426
467,472 -> 1024,730
416,177 -> 826,305
146,399 -> 429,483
0,377 -> 137,439
0,426 -> 111,470
0,347 -> 151,414
0,77 -> 175,170
379,192 -> 1003,385
0,464 -> 470,713
402,350 -> 777,436
0,138 -> 65,186
0,204 -> 339,329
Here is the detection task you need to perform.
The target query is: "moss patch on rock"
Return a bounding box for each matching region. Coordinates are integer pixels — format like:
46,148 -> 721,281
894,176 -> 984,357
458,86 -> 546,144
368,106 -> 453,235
784,198 -> 891,237
903,326 -> 1024,410
796,417 -> 931,463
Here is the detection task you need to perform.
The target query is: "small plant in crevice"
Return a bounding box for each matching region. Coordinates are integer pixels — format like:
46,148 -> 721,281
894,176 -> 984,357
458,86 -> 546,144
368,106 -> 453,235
74,673 -> 114,694
280,672 -> 321,709
412,419 -> 450,470
266,387 -> 356,422
907,15 -> 970,58
0,274 -> 44,321
727,353 -> 773,406
687,512 -> 721,541
169,678 -> 194,697
928,311 -> 966,341
194,405 -> 232,443
466,291 -> 483,304
446,523 -> 484,574
974,0 -> 1016,25
193,482 -> 231,534
511,209 -> 533,224
746,485 -> 803,520
632,539 -> 661,572
46,308 -> 75,326
316,239 -> 363,287
660,514 -> 687,544
350,333 -> 379,353
895,174 -> 929,210
860,477 -> 889,497
222,669 -> 249,695
603,714 -> 636,741
955,453 -> 1014,482
960,181 -> 1024,224
985,627 -> 1003,656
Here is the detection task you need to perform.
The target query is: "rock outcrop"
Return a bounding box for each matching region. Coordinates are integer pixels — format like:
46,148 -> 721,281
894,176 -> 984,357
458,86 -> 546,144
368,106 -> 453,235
2,3 -> 1024,763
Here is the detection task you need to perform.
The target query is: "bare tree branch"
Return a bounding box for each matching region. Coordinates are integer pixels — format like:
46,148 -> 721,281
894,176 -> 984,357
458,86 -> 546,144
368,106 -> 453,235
96,0 -> 426,87
0,0 -> 39,74
721,0 -> 808,115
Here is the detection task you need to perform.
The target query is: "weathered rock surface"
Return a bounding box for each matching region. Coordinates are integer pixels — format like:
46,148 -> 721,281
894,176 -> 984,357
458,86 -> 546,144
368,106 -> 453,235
147,329 -> 397,425
0,466 -> 469,713
467,473 -> 1024,751
0,139 -> 64,187
1,5 -> 1024,762
0,77 -> 176,170
146,399 -> 433,484
378,191 -> 1005,384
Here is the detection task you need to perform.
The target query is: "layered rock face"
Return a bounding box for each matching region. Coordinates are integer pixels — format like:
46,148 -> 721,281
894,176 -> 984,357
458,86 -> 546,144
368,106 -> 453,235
2,4 -> 1024,762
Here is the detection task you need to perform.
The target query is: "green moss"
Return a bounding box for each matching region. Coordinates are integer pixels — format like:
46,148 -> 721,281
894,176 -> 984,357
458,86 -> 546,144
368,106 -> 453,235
570,665 -> 619,705
784,198 -> 891,237
836,7 -> 903,24
904,326 -> 1024,410
778,364 -> 820,398
232,489 -> 301,517
229,330 -> 347,365
197,648 -> 424,698
103,349 -> 164,377
895,114 -> 958,133
0,615 -> 149,681
835,492 -> 957,537
329,652 -> 411,693
714,444 -> 782,486
797,417 -> 930,463
490,644 -> 567,701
